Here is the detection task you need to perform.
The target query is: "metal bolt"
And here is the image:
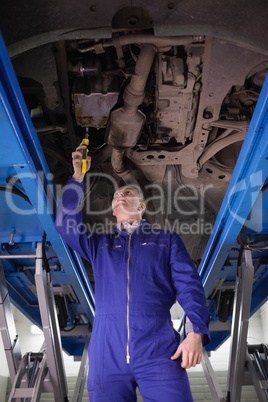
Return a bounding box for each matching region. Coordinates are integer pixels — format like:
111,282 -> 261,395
128,16 -> 139,26
203,111 -> 213,119
90,5 -> 96,12
9,231 -> 15,246
191,167 -> 199,173
168,2 -> 174,9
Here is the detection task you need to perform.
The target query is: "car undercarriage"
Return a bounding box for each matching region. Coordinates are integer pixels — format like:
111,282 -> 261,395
1,0 -> 268,303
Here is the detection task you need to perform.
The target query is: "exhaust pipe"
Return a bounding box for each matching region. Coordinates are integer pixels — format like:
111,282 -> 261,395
105,45 -> 156,179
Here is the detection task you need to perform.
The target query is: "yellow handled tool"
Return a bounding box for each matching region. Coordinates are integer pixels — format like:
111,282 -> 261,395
82,128 -> 89,174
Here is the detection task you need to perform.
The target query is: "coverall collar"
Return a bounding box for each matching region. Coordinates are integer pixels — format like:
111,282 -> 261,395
116,219 -> 146,234
111,220 -> 152,238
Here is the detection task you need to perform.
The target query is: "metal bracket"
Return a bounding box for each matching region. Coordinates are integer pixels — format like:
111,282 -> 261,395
34,242 -> 68,401
0,243 -> 69,401
246,344 -> 268,401
202,248 -> 267,401
201,349 -> 225,402
72,334 -> 90,402
8,352 -> 48,401
227,248 -> 255,402
0,263 -> 22,382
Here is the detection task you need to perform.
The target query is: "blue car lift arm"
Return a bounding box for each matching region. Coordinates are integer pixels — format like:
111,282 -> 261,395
0,31 -> 94,400
199,74 -> 268,401
199,70 -> 268,289
0,29 -> 95,340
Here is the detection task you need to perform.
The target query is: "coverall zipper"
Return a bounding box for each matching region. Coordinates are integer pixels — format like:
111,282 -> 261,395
126,233 -> 131,363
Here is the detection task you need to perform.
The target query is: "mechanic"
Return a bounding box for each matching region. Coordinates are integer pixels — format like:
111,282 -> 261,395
55,142 -> 210,402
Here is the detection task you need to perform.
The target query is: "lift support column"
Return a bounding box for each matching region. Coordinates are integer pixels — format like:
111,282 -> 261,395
0,243 -> 69,401
34,242 -> 68,401
227,249 -> 254,402
0,263 -> 21,383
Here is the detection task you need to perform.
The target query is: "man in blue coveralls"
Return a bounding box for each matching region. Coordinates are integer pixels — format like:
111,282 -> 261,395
55,142 -> 210,401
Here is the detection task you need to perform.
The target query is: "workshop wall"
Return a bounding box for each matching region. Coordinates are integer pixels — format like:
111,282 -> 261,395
259,301 -> 268,343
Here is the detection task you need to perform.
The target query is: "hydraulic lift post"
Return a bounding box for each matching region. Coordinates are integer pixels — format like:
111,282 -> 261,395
0,263 -> 21,383
227,248 -> 254,401
226,248 -> 268,401
0,243 -> 69,401
71,335 -> 90,402
201,349 -> 225,402
34,242 -> 68,401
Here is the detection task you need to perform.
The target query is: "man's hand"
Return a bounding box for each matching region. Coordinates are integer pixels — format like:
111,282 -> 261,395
170,332 -> 203,368
72,142 -> 91,181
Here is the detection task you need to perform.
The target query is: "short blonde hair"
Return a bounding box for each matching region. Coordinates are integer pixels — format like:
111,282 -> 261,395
114,185 -> 146,214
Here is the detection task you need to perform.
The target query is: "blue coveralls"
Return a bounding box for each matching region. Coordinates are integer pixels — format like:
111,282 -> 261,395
55,179 -> 210,402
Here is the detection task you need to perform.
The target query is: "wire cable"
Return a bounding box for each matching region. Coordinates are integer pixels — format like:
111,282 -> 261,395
0,176 -> 31,204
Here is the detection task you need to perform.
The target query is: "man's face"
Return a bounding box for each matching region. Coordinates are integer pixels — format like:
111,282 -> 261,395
112,186 -> 143,217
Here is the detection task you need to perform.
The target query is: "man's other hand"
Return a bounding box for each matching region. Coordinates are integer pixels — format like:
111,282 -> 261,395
170,332 -> 203,369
